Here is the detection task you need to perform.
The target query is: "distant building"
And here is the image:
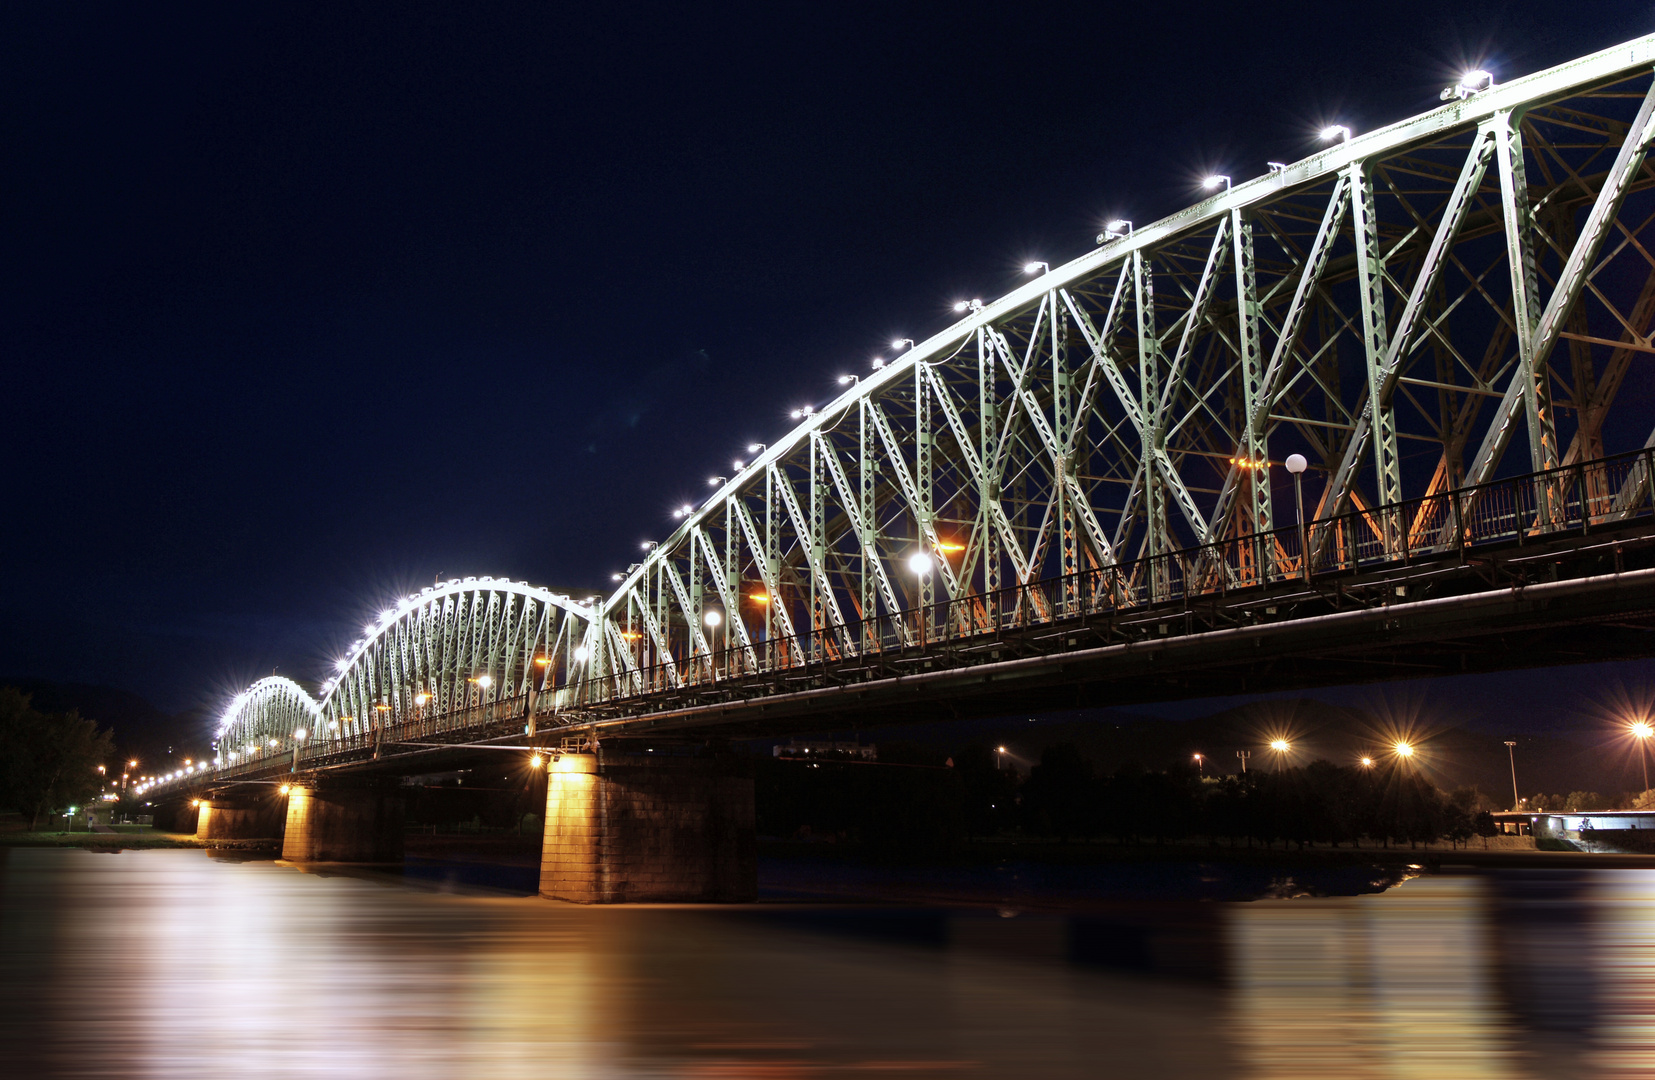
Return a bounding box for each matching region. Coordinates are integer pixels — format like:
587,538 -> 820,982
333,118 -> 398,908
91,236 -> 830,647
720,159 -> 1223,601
1492,809 -> 1655,853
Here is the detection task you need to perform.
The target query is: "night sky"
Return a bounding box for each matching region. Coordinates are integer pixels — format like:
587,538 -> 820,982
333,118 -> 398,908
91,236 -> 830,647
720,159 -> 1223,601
5,2 -> 1654,730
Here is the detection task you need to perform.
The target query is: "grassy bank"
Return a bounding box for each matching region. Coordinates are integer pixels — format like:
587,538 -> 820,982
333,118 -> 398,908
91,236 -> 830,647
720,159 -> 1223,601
0,829 -> 202,849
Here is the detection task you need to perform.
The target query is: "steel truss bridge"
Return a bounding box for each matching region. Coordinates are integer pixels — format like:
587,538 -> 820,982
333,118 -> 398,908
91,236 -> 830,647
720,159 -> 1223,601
170,35 -> 1655,793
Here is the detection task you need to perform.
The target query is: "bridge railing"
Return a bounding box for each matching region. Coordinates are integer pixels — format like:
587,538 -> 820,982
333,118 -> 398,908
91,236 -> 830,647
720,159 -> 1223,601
575,447 -> 1655,702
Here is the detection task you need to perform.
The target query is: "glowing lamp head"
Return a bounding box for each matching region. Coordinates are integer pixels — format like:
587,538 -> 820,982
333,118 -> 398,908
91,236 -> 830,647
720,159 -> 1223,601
1394,741 -> 1414,757
907,552 -> 934,575
1633,722 -> 1653,740
475,675 -> 492,688
703,610 -> 723,628
278,785 -> 291,796
1269,739 -> 1290,753
1360,756 -> 1374,768
293,728 -> 307,742
747,443 -> 763,454
1024,261 -> 1048,275
1320,125 -> 1351,143
1284,452 -> 1308,475
953,301 -> 969,312
1201,174 -> 1229,190
529,753 -> 543,769
573,646 -> 591,662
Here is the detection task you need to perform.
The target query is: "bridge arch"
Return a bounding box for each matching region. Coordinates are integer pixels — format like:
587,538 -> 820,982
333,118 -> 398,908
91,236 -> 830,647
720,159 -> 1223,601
587,38 -> 1655,703
216,676 -> 321,768
315,577 -> 597,753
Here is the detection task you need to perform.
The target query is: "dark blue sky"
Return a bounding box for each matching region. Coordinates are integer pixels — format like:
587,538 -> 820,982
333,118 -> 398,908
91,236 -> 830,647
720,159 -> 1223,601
4,1 -> 1653,723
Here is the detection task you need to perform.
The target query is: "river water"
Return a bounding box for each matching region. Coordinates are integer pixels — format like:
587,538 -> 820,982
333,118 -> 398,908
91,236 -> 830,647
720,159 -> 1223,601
0,847 -> 1640,1078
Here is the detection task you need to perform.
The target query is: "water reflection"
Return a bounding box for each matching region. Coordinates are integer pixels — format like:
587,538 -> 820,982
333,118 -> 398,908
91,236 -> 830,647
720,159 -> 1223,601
3,848 -> 1653,1077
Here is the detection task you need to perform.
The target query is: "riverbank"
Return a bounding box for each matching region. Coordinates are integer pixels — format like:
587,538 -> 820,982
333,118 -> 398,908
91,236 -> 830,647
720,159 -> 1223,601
0,829 -> 201,850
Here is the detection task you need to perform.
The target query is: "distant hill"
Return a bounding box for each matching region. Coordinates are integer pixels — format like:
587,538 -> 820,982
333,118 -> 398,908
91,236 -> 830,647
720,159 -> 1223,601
849,698 -> 1635,806
1,679 -> 214,774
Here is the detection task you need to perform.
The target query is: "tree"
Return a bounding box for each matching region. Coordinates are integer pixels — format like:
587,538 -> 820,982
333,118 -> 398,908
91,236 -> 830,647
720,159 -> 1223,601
1021,743 -> 1096,841
1473,811 -> 1498,849
952,744 -> 1019,839
0,687 -> 115,829
1564,791 -> 1611,812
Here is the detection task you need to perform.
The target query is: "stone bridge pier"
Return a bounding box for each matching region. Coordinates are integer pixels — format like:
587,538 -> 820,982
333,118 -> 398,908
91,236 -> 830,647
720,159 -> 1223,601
196,793 -> 286,842
540,750 -> 755,903
281,780 -> 405,863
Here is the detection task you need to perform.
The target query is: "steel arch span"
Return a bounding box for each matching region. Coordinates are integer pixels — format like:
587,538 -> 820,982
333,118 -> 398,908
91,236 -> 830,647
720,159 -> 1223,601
216,677 -> 320,769
210,577 -> 597,778
575,35 -> 1655,706
164,35 -> 1655,793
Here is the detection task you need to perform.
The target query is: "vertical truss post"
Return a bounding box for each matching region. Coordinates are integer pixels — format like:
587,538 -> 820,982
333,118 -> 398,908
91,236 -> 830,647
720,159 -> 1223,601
724,498 -> 740,673
915,350 -> 935,621
1051,284 -> 1078,613
765,465 -> 780,668
808,431 -> 827,662
1232,206 -> 1272,576
978,326 -> 1000,626
859,397 -> 877,649
1349,159 -> 1401,553
1493,107 -> 1561,526
1134,249 -> 1165,598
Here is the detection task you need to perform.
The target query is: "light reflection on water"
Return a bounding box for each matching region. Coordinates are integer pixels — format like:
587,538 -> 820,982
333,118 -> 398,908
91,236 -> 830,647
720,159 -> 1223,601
0,848 -> 1648,1078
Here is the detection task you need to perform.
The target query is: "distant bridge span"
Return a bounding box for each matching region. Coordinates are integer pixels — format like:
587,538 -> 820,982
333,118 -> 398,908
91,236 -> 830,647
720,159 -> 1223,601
164,35 -> 1655,795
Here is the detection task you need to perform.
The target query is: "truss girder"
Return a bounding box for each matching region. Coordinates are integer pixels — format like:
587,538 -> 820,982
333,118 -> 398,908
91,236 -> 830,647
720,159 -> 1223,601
573,39 -> 1655,707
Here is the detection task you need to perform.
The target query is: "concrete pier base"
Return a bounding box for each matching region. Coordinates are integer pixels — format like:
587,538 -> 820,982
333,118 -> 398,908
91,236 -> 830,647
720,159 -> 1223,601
540,752 -> 755,903
281,783 -> 405,863
196,797 -> 285,841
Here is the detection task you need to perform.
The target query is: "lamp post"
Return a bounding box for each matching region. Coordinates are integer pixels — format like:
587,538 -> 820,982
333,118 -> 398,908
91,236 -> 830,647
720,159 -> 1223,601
908,552 -> 934,646
1285,453 -> 1309,581
1268,739 -> 1290,773
704,609 -> 723,681
1193,753 -> 1204,777
1504,740 -> 1520,809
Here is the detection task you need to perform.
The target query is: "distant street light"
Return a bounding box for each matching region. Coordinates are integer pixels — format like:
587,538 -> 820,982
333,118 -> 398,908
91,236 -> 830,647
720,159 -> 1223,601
1268,739 -> 1290,772
1360,756 -> 1375,769
1193,753 -> 1204,777
1320,125 -> 1351,143
1633,721 -> 1653,790
890,339 -> 915,352
1394,741 -> 1414,759
1024,261 -> 1049,275
1504,740 -> 1520,809
1201,174 -> 1231,191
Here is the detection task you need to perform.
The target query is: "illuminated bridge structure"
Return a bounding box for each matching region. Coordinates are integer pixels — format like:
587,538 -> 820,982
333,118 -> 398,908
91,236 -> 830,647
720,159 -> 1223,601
158,36 -> 1655,899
